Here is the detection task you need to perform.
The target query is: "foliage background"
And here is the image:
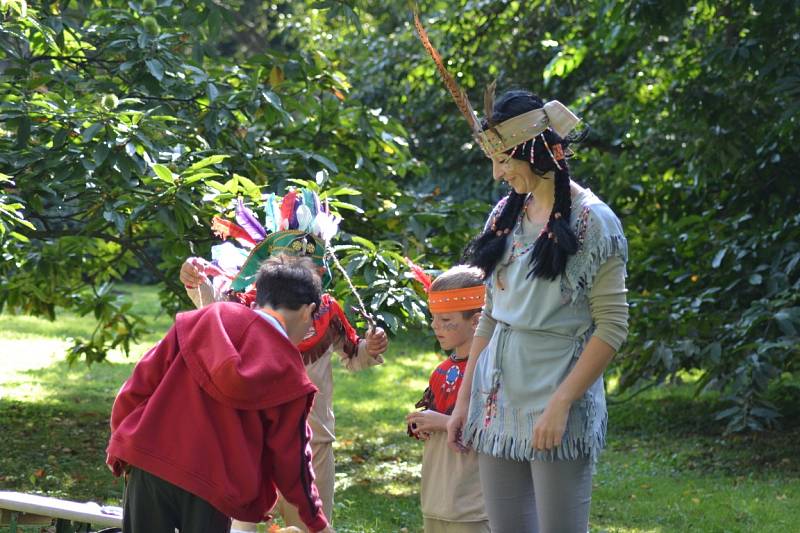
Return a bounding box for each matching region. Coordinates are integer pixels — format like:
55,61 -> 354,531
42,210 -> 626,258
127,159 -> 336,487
1,0 -> 798,431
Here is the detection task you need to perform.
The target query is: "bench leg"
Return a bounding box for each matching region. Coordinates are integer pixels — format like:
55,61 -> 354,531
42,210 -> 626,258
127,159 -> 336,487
55,518 -> 73,533
9,511 -> 17,533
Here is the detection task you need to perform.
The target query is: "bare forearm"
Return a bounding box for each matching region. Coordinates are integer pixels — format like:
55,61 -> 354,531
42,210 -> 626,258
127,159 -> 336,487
552,336 -> 616,405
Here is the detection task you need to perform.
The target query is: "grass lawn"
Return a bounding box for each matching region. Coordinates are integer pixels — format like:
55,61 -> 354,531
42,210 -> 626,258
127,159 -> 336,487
1,284 -> 798,532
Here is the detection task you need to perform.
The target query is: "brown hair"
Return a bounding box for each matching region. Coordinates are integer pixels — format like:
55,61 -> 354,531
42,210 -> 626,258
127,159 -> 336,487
255,254 -> 322,310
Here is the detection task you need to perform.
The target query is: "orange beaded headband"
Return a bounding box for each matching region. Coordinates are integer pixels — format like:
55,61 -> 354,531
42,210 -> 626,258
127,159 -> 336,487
428,286 -> 486,314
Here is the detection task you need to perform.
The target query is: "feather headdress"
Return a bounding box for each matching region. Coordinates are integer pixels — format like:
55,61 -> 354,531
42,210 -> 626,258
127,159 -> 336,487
195,186 -> 376,327
202,187 -> 339,292
410,3 -> 582,158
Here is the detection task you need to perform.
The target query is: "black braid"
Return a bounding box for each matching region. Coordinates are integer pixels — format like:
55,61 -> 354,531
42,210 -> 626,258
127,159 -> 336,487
528,160 -> 579,280
462,191 -> 525,279
463,90 -> 582,280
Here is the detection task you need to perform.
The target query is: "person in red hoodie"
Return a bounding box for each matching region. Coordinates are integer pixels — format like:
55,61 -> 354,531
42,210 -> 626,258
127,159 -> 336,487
107,255 -> 334,533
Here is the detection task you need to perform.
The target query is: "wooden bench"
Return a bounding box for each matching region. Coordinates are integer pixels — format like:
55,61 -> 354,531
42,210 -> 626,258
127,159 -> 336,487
0,491 -> 122,532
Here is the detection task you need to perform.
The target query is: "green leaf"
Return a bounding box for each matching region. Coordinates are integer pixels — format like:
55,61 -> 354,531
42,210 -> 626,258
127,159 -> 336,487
183,170 -> 221,184
207,83 -> 219,102
262,90 -> 292,123
310,153 -> 338,173
188,155 -> 229,172
711,248 -> 726,269
82,123 -> 103,143
324,186 -> 360,197
9,231 -> 30,242
93,144 -> 110,166
145,59 -> 164,81
152,163 -> 175,183
351,236 -> 377,252
15,116 -> 30,148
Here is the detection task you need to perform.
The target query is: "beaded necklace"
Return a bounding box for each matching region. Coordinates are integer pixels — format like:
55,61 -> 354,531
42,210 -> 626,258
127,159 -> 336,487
506,194 -> 542,265
496,194 -> 545,291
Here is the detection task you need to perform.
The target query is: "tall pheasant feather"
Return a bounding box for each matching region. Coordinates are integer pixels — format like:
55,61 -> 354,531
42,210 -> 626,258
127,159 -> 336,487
411,4 -> 482,135
484,79 -> 497,128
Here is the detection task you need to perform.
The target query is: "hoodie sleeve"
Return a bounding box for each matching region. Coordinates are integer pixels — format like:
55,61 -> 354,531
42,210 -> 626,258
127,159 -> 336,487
110,326 -> 179,433
263,395 -> 328,532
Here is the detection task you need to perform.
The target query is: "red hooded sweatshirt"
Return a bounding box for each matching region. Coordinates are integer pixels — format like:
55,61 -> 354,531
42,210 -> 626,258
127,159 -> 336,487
106,302 -> 328,531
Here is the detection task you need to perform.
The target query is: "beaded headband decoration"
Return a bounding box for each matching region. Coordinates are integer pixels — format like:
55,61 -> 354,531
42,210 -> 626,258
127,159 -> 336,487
406,258 -> 486,313
411,4 -> 581,158
428,285 -> 486,313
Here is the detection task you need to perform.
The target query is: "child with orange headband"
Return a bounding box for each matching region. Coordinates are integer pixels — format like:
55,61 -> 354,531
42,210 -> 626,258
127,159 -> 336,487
406,264 -> 489,533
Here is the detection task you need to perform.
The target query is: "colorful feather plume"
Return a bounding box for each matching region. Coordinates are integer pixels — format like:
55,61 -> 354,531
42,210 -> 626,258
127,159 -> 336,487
235,198 -> 267,241
263,193 -> 280,233
411,4 -> 482,135
211,216 -> 257,248
405,257 -> 433,292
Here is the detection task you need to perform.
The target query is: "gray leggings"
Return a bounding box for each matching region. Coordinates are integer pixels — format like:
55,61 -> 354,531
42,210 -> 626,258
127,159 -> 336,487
477,454 -> 593,533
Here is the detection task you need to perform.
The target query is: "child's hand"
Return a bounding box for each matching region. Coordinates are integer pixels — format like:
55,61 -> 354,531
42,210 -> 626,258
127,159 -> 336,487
406,409 -> 448,434
365,326 -> 388,356
179,257 -> 208,288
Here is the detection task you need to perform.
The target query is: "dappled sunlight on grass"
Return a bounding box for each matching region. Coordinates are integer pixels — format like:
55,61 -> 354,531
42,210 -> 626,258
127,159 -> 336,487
2,285 -> 799,531
0,313 -> 98,341
0,340 -> 149,406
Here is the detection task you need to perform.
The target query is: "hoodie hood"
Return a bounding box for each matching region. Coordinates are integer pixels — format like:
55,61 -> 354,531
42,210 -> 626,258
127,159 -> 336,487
175,302 -> 316,410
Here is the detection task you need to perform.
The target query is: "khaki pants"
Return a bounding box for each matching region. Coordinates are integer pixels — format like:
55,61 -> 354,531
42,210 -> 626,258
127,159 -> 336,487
423,518 -> 491,533
231,441 -> 334,532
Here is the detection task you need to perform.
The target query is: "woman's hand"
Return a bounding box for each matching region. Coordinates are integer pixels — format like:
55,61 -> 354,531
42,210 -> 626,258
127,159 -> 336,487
406,410 -> 448,435
532,396 -> 571,450
365,327 -> 389,356
446,401 -> 470,453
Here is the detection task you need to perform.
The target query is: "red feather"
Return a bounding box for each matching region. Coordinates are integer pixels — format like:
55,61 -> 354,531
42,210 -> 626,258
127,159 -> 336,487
280,190 -> 298,230
211,217 -> 257,248
405,257 -> 433,292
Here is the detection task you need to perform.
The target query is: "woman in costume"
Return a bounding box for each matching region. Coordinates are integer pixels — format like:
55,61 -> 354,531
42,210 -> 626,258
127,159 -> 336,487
412,10 -> 629,533
180,188 -> 388,532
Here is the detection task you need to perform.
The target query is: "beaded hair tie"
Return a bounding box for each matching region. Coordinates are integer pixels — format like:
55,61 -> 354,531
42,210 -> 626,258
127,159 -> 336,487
490,215 -> 511,237
541,131 -> 566,171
